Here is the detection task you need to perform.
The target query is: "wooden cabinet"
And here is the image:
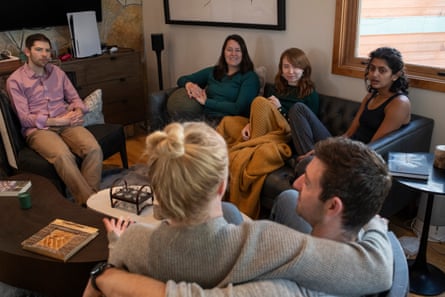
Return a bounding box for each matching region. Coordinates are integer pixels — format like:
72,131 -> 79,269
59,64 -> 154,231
61,50 -> 146,125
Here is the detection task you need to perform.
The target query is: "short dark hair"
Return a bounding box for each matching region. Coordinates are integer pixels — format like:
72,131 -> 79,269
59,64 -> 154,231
213,34 -> 254,80
314,137 -> 391,233
25,33 -> 52,50
364,47 -> 409,94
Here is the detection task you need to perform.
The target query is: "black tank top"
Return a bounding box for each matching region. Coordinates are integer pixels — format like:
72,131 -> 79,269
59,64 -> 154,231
352,93 -> 400,143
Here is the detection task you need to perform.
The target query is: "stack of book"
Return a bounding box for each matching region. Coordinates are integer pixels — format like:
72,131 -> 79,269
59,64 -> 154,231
388,152 -> 429,180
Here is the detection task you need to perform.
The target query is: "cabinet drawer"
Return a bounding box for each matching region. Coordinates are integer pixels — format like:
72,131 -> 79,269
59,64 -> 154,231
62,52 -> 141,86
60,50 -> 146,125
103,100 -> 146,125
86,78 -> 145,124
76,77 -> 143,100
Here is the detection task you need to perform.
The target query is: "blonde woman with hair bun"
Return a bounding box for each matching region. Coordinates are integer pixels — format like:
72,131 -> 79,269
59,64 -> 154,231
84,122 -> 392,297
145,121 -> 229,225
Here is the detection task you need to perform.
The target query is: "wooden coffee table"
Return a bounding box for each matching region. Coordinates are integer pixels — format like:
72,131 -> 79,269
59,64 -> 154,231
0,173 -> 108,297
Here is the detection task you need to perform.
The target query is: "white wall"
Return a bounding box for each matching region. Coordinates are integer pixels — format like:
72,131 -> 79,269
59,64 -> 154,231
142,0 -> 444,149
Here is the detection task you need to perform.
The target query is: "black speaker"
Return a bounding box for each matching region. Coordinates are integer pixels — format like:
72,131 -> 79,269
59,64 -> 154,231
151,33 -> 164,52
151,33 -> 164,90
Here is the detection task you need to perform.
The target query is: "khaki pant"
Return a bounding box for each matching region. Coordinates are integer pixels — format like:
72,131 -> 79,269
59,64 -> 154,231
27,126 -> 103,205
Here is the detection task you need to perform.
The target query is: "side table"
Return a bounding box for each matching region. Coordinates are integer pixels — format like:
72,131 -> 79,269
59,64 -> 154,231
394,153 -> 445,295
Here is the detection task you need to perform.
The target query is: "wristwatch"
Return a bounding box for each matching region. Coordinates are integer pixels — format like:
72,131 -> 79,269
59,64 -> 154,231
90,262 -> 114,292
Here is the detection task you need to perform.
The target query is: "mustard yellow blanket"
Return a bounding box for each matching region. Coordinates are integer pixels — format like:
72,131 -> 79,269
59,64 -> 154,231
216,97 -> 292,218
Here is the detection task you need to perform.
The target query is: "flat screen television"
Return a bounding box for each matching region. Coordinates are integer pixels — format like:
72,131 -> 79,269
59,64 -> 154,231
0,0 -> 102,32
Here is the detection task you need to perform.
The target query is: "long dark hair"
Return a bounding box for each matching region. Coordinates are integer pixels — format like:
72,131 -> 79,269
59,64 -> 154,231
213,34 -> 254,81
364,47 -> 409,95
274,48 -> 315,98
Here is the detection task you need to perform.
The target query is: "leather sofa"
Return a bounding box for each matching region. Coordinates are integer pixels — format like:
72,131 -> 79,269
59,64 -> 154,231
147,84 -> 435,217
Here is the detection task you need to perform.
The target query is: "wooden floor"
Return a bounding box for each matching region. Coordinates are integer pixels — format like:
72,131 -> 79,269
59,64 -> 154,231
105,125 -> 445,297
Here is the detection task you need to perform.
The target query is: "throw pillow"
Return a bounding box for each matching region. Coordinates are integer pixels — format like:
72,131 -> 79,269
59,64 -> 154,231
83,89 -> 105,126
167,87 -> 203,121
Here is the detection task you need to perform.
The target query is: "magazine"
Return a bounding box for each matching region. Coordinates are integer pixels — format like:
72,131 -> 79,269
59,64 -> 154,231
388,152 -> 429,180
0,180 -> 32,197
21,219 -> 99,262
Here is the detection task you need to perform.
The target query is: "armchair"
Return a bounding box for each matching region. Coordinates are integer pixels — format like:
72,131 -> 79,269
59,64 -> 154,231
0,89 -> 128,195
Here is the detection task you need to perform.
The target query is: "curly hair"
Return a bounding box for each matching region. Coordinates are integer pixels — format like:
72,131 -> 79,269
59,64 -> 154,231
364,47 -> 409,95
145,122 -> 228,224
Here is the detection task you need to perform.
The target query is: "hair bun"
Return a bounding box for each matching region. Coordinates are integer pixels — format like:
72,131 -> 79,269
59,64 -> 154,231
146,123 -> 185,159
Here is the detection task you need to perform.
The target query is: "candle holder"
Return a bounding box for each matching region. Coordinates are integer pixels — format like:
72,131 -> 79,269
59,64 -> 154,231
109,178 -> 153,215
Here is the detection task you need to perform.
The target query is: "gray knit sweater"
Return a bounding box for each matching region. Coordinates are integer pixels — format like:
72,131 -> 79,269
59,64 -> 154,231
165,279 -> 335,297
108,217 -> 392,296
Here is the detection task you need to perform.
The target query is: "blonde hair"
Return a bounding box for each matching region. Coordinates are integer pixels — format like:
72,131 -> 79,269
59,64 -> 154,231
145,122 -> 228,224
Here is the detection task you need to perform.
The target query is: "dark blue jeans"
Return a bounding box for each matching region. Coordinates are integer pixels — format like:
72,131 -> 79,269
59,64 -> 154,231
222,201 -> 244,225
288,102 -> 331,156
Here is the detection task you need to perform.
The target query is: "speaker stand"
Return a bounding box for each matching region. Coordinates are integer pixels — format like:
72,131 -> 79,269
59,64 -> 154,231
154,50 -> 163,90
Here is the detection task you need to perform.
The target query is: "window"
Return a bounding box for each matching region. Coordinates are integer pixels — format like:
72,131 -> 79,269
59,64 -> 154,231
332,0 -> 445,92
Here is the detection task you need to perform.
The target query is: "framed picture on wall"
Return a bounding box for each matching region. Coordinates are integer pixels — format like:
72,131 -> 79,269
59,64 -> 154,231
164,0 -> 286,31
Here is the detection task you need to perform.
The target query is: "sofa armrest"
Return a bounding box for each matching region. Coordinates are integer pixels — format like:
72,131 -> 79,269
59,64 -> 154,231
147,87 -> 177,131
370,114 -> 434,217
369,114 -> 434,160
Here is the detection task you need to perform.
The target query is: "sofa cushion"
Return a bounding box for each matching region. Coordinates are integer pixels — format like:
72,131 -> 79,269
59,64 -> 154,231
166,87 -> 203,121
318,94 -> 359,136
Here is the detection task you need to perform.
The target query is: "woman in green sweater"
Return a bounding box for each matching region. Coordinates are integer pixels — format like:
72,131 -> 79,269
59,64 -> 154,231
168,34 -> 260,123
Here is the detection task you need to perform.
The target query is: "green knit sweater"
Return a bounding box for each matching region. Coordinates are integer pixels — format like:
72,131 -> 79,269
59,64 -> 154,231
264,85 -> 320,117
177,67 -> 260,118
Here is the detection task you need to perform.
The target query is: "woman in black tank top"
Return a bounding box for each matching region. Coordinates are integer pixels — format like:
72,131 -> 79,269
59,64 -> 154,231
351,92 -> 403,143
288,47 -> 411,161
345,47 -> 411,143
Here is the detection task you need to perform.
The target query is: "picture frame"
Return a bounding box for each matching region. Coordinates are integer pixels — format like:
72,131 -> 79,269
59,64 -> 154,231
164,0 -> 285,31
